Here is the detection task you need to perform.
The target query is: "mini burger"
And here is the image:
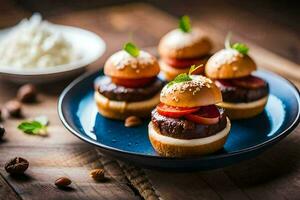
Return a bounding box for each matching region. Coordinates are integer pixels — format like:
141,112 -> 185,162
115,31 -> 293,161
158,15 -> 213,81
148,67 -> 231,157
205,34 -> 269,119
94,42 -> 163,120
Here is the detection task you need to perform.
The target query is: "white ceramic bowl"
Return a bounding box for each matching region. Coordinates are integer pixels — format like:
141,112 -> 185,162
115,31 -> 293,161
0,25 -> 106,84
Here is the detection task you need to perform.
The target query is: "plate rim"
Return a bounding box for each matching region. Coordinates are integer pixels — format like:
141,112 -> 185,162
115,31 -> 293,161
58,69 -> 300,162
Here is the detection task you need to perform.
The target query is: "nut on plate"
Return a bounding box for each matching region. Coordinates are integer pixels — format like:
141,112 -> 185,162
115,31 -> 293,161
55,177 -> 72,188
17,84 -> 37,103
90,168 -> 105,182
5,100 -> 22,118
125,116 -> 142,127
5,157 -> 29,174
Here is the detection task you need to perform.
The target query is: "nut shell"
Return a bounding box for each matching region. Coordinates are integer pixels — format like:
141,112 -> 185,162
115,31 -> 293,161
17,84 -> 37,103
55,177 -> 72,187
5,100 -> 22,118
90,169 -> 105,182
5,157 -> 29,174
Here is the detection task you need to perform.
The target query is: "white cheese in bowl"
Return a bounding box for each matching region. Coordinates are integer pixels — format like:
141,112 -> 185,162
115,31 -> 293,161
0,14 -> 80,69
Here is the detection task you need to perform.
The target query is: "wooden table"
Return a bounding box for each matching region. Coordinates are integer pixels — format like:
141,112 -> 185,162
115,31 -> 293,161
0,3 -> 300,200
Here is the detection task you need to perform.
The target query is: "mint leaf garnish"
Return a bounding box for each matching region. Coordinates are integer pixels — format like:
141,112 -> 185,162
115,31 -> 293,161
123,42 -> 140,57
179,15 -> 191,33
18,117 -> 48,136
167,73 -> 192,87
225,32 -> 249,55
232,43 -> 249,55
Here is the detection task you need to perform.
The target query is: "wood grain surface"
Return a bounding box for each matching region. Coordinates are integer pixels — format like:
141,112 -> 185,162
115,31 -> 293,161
0,3 -> 299,200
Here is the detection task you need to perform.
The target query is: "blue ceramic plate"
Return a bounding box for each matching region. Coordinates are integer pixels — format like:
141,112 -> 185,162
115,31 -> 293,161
58,70 -> 300,170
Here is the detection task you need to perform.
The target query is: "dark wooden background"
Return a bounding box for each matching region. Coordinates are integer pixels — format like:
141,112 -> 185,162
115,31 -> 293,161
0,1 -> 299,200
1,0 -> 300,64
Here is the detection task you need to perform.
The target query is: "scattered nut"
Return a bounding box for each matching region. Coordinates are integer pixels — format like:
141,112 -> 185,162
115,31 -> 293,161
5,100 -> 22,118
17,84 -> 37,103
55,177 -> 72,188
125,116 -> 142,127
0,124 -> 5,140
5,157 -> 29,174
90,168 -> 105,182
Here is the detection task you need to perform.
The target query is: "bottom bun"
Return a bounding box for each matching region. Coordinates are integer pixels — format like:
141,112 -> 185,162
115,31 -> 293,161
94,91 -> 160,120
217,96 -> 268,120
148,118 -> 231,157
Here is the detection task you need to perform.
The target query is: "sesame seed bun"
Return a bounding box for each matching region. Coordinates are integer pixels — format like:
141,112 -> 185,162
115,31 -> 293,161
148,118 -> 231,157
158,28 -> 212,59
104,50 -> 160,79
94,91 -> 160,120
160,75 -> 222,108
205,49 -> 256,79
217,96 -> 268,119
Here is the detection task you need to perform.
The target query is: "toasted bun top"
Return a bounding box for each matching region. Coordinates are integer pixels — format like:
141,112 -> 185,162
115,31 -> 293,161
160,75 -> 222,107
158,28 -> 212,59
104,50 -> 160,79
205,49 -> 256,79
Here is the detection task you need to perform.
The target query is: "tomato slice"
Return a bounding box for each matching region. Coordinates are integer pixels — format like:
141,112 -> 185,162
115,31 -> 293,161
185,105 -> 220,125
157,103 -> 200,118
231,75 -> 266,89
111,77 -> 155,88
163,57 -> 207,70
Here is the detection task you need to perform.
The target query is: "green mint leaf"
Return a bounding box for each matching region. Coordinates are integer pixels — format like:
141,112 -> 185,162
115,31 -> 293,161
224,32 -> 249,55
18,120 -> 47,136
167,73 -> 192,87
179,15 -> 191,33
232,43 -> 249,55
189,64 -> 203,75
123,42 -> 140,57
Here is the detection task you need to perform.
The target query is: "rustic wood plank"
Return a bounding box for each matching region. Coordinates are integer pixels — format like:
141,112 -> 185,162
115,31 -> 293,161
0,146 -> 141,200
0,3 -> 299,200
0,174 -> 20,200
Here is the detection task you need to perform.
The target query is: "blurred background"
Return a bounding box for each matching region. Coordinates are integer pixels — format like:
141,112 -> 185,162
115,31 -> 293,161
1,0 -> 299,64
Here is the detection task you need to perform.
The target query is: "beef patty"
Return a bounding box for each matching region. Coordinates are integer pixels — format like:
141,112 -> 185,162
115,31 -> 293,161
95,76 -> 164,102
151,108 -> 227,139
215,80 -> 269,103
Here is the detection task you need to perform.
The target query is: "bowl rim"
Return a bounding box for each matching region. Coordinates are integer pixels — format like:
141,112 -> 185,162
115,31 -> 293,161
0,25 -> 106,76
58,69 -> 300,162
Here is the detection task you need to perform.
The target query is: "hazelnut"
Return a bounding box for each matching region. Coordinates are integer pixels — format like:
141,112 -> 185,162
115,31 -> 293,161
5,100 -> 22,118
17,84 -> 37,103
0,124 -> 5,140
55,177 -> 72,188
5,157 -> 29,174
125,116 -> 142,127
90,168 -> 105,182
